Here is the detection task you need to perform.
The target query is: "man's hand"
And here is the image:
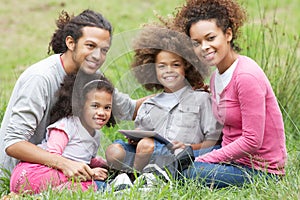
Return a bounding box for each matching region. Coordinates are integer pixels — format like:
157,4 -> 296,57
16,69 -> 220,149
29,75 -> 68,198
59,158 -> 95,181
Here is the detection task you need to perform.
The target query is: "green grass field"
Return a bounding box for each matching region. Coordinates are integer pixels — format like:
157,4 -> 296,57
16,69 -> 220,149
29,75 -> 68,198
0,0 -> 300,199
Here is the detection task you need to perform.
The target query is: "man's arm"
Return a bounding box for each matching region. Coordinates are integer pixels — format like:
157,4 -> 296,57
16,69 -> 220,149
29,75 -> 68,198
6,141 -> 94,179
132,94 -> 155,120
112,88 -> 154,121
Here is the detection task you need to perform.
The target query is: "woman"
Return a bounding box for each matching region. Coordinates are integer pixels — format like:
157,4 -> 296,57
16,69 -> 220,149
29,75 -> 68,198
172,0 -> 287,188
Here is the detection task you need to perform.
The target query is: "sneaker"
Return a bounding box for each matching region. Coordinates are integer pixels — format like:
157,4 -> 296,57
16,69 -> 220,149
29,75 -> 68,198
133,172 -> 158,188
107,173 -> 133,192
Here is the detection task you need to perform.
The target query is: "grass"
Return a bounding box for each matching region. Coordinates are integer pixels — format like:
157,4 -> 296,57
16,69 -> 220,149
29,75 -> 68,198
1,0 -> 300,199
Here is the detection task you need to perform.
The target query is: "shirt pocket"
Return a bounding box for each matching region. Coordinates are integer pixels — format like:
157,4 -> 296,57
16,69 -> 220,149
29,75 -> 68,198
173,104 -> 200,128
135,105 -> 160,131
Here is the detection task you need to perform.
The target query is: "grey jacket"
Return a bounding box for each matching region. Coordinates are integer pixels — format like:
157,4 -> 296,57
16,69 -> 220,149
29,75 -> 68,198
135,86 -> 222,144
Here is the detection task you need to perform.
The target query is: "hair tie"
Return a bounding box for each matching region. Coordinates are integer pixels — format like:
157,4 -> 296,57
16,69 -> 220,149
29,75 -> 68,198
83,79 -> 108,90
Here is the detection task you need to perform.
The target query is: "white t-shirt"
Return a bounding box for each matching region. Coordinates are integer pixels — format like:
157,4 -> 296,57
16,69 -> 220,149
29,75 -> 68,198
214,59 -> 239,103
153,86 -> 187,109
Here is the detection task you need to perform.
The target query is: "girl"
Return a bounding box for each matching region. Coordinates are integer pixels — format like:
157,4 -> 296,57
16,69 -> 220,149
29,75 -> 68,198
10,71 -> 115,193
105,25 -> 222,173
173,0 -> 287,188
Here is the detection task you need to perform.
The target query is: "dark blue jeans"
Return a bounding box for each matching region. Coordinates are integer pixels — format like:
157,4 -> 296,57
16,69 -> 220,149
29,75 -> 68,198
183,161 -> 278,188
95,180 -> 107,191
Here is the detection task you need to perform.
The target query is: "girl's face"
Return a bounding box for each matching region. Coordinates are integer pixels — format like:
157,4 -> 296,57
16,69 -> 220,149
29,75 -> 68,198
81,89 -> 112,135
155,51 -> 186,93
189,19 -> 234,73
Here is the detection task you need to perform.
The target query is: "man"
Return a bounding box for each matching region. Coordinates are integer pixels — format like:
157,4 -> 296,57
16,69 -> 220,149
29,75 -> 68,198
0,9 -> 140,180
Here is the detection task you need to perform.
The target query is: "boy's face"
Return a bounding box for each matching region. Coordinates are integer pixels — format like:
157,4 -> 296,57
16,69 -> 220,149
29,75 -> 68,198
69,26 -> 111,74
155,50 -> 186,93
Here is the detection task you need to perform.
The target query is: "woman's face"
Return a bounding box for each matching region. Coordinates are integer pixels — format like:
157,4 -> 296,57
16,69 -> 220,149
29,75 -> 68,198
155,51 -> 186,93
81,89 -> 112,135
189,19 -> 234,73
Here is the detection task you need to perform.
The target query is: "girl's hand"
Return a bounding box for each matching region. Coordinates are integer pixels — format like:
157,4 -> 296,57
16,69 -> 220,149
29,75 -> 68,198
92,167 -> 108,180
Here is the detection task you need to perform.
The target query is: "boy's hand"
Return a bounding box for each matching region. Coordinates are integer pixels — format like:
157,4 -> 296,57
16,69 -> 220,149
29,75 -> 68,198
126,137 -> 139,145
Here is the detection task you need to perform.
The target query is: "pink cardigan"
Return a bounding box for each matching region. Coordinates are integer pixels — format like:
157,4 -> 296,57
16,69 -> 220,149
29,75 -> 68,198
196,55 -> 287,175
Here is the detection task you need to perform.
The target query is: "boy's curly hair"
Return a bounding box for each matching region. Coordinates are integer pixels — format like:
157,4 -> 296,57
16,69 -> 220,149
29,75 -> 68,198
50,70 -> 116,127
173,0 -> 247,52
131,24 -> 209,91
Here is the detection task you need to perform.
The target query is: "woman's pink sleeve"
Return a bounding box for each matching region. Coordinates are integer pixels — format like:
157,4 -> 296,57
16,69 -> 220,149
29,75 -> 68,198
47,128 -> 69,155
196,73 -> 266,163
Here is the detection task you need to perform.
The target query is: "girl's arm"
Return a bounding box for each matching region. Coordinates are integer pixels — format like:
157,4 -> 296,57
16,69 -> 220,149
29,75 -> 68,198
90,156 -> 108,168
46,128 -> 69,155
46,129 -> 96,179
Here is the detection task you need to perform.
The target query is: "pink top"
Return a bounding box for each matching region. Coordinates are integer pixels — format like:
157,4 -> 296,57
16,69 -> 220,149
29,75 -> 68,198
195,55 -> 287,175
47,129 -> 106,167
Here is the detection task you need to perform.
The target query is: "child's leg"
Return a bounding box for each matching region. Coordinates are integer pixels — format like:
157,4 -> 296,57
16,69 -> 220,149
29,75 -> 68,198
105,140 -> 136,171
10,162 -> 68,194
134,137 -> 155,171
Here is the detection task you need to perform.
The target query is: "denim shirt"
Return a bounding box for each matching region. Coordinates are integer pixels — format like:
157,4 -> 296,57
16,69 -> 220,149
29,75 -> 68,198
135,86 -> 222,144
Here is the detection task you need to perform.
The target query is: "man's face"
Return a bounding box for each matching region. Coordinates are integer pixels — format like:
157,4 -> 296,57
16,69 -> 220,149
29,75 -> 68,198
71,26 -> 111,74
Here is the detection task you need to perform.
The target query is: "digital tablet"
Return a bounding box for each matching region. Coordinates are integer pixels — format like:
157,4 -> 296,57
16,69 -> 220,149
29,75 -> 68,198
118,129 -> 173,148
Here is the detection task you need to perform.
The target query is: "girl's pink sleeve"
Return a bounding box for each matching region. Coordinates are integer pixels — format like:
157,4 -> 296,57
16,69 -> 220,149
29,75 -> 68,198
47,128 -> 69,155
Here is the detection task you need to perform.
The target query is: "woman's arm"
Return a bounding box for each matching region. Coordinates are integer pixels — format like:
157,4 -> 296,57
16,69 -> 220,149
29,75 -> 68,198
190,140 -> 221,150
196,73 -> 266,163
